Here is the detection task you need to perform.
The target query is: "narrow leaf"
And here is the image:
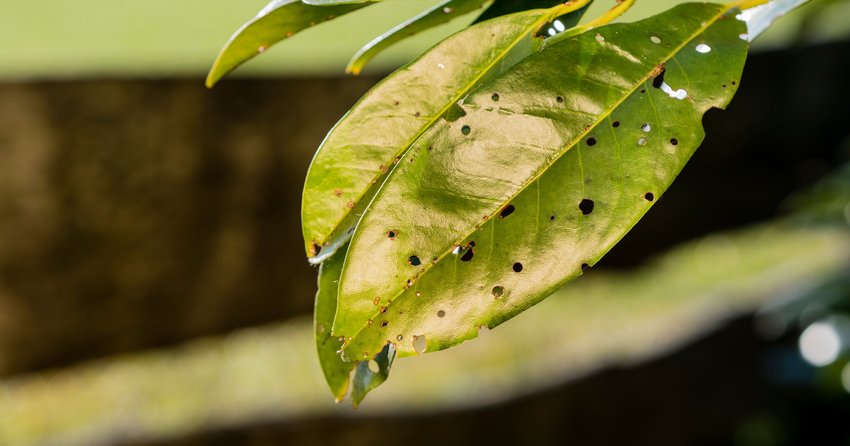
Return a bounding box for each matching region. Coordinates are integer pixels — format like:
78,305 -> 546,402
335,2 -> 750,360
473,0 -> 572,24
302,4 -> 590,261
315,243 -> 395,403
206,0 -> 371,88
346,0 -> 492,75
303,0 -> 375,4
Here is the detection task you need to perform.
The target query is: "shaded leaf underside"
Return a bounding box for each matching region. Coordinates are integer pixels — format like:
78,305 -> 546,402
334,2 -> 749,361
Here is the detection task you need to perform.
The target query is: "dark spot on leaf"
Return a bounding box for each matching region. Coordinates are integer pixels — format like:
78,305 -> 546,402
732,81 -> 736,85
380,321 -> 388,328
722,84 -> 727,88
586,137 -> 597,146
499,204 -> 515,218
468,241 -> 475,247
379,165 -> 388,173
460,248 -> 474,262
437,310 -> 446,317
581,263 -> 589,271
612,120 -> 620,128
415,111 -> 420,117
550,215 -> 555,221
311,243 -> 322,257
409,255 -> 421,266
333,189 -> 343,197
512,262 -> 523,273
651,67 -> 667,89
640,89 -> 646,93
491,93 -> 499,101
387,230 -> 396,239
346,201 -> 355,209
492,286 -> 504,298
579,199 -> 594,215
644,192 -> 655,202
670,138 -> 678,145
380,306 -> 387,313
461,125 -> 471,136
556,95 -> 564,103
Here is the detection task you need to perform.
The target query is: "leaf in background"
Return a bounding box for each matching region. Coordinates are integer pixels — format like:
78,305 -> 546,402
473,0 -> 572,24
346,0 -> 492,75
302,0 -> 375,4
206,0 -> 372,87
334,2 -> 750,360
315,243 -> 395,403
302,3 -> 591,261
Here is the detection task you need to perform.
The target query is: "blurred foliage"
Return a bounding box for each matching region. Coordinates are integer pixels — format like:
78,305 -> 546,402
0,218 -> 846,445
0,0 -> 847,80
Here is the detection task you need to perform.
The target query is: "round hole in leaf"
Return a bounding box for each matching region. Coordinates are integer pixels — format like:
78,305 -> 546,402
437,310 -> 446,318
408,255 -> 421,266
612,120 -> 620,128
368,359 -> 380,373
380,321 -> 388,328
461,125 -> 471,135
492,285 -> 505,298
387,230 -> 396,239
579,198 -> 595,215
500,204 -> 515,218
556,95 -> 564,103
670,138 -> 678,146
586,137 -> 597,146
396,334 -> 403,341
512,262 -> 523,273
644,192 -> 655,202
491,93 -> 500,102
460,248 -> 474,262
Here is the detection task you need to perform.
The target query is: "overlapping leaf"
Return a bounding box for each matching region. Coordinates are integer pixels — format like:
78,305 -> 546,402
346,0 -> 492,75
315,244 -> 395,405
302,3 -> 591,261
333,2 -> 750,360
206,0 -> 372,87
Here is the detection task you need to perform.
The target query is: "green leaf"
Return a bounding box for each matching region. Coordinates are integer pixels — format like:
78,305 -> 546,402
346,0 -> 492,75
302,3 -> 590,260
206,0 -> 371,87
473,0 -> 571,24
314,246 -> 351,401
315,243 -> 395,404
302,0 -> 378,4
334,2 -> 750,360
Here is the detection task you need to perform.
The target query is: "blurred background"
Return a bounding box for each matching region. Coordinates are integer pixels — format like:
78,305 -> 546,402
0,0 -> 849,445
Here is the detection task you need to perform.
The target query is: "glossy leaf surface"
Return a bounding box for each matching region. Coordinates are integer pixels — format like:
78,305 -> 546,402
302,4 -> 589,260
346,0 -> 491,75
206,0 -> 371,87
315,244 -> 394,404
473,0 -> 572,24
335,2 -> 749,360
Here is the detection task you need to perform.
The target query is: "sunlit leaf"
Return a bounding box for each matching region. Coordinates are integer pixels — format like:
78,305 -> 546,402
473,0 -> 570,24
346,0 -> 492,75
302,3 -> 590,260
206,0 -> 372,87
334,2 -> 750,360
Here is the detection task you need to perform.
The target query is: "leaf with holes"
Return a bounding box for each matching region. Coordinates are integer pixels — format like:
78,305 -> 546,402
302,3 -> 592,261
346,0 -> 492,75
333,2 -> 750,361
206,0 -> 372,87
315,244 -> 394,405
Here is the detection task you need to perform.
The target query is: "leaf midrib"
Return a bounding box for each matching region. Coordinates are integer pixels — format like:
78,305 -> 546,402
342,4 -> 737,353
